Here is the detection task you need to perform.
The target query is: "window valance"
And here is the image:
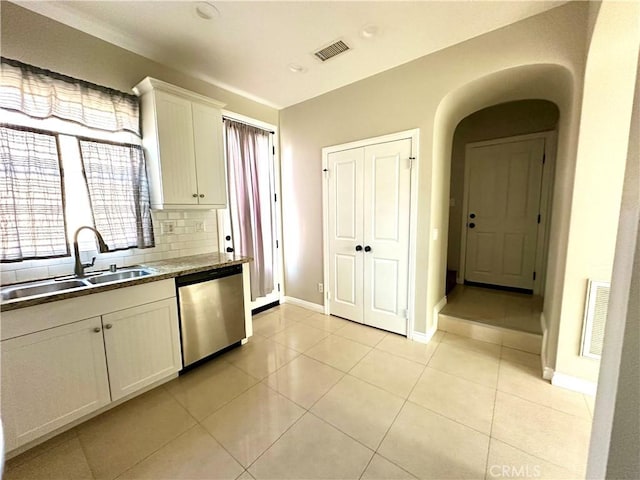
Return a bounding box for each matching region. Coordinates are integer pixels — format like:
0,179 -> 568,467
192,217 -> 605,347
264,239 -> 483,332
0,57 -> 140,136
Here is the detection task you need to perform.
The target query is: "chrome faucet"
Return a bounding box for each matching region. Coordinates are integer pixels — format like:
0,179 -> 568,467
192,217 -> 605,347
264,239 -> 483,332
73,226 -> 109,278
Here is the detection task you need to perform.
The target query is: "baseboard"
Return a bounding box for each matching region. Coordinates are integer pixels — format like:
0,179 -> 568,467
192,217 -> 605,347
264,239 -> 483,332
411,330 -> 429,344
543,366 -> 554,381
551,372 -> 598,396
281,296 -> 324,313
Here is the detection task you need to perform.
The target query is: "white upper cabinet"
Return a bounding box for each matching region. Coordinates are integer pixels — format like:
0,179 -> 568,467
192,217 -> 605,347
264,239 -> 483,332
134,77 -> 227,209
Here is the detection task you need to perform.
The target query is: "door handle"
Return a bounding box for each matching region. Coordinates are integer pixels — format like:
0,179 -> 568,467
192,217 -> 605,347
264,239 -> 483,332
364,246 -> 372,252
355,245 -> 363,252
226,247 -> 234,253
469,223 -> 476,229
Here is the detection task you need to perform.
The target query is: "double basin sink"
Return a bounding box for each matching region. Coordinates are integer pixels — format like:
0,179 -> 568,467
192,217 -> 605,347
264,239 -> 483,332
1,268 -> 155,302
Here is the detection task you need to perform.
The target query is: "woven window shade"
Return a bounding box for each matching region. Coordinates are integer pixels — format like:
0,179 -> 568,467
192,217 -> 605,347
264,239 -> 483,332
0,58 -> 140,136
0,125 -> 69,262
78,139 -> 154,251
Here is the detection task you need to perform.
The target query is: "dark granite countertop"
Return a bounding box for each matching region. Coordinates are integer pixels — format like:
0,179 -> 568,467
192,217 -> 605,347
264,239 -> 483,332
1,253 -> 252,312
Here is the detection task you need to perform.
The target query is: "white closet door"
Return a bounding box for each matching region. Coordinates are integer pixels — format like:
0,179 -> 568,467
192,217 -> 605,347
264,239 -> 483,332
328,147 -> 364,323
362,139 -> 412,334
464,138 -> 544,289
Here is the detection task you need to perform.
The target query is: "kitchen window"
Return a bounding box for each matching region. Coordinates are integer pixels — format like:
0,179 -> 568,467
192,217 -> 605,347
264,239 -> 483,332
0,58 -> 154,261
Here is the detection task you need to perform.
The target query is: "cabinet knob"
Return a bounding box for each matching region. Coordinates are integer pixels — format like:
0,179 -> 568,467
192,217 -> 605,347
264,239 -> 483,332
105,323 -> 113,329
93,327 -> 101,333
192,193 -> 198,198
199,194 -> 205,198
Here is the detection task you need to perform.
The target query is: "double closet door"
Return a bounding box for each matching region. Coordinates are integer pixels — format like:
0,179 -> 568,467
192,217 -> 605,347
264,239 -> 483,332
327,138 -> 412,335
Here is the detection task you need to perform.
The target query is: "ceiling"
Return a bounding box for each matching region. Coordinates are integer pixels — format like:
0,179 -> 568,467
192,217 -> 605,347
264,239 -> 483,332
14,1 -> 566,109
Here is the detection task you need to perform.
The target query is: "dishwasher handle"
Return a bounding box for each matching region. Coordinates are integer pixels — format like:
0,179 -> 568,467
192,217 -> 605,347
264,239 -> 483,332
176,264 -> 243,287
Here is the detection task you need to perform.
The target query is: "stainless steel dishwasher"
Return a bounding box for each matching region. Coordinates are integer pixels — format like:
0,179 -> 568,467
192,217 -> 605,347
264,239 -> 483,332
176,264 -> 246,368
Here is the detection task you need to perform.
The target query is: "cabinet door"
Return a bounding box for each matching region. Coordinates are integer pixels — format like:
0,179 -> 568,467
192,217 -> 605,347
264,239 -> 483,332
192,102 -> 227,207
1,317 -> 110,451
155,91 -> 199,205
102,298 -> 181,401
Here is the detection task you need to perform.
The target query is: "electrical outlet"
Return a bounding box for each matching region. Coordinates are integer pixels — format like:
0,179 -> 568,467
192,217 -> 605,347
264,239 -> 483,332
161,221 -> 176,234
195,221 -> 205,232
318,283 -> 324,293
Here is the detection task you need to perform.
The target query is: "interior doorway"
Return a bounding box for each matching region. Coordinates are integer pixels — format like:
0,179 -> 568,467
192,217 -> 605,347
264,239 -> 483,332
444,100 -> 559,334
217,112 -> 283,312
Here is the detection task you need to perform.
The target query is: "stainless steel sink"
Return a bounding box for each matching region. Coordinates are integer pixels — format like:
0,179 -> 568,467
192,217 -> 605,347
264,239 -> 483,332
85,268 -> 153,285
1,267 -> 156,303
1,279 -> 90,301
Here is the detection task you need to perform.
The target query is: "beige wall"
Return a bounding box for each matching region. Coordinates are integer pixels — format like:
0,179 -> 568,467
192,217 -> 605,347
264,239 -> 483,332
280,2 -> 589,336
0,2 -> 278,125
588,48 -> 640,479
447,100 -> 559,273
553,0 -> 640,382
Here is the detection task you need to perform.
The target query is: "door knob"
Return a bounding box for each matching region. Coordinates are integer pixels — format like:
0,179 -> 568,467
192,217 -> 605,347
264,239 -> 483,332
469,223 -> 476,229
225,235 -> 231,241
469,213 -> 476,219
105,324 -> 113,329
226,247 -> 234,253
355,245 -> 363,252
93,327 -> 101,333
364,246 -> 372,252
192,193 -> 198,198
199,194 -> 205,198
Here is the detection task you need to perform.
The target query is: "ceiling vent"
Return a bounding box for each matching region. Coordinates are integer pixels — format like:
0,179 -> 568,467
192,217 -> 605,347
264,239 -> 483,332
313,40 -> 350,62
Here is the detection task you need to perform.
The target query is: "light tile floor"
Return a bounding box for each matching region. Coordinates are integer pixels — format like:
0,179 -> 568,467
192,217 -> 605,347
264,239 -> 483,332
4,303 -> 593,480
442,285 -> 543,334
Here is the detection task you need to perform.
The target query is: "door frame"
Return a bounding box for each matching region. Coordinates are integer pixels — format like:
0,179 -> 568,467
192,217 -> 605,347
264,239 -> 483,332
458,131 -> 556,295
321,128 -> 420,338
217,110 -> 284,308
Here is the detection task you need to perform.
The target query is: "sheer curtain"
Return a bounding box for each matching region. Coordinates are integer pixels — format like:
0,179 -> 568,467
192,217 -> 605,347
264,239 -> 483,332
78,138 -> 154,251
225,120 -> 274,300
0,125 -> 69,261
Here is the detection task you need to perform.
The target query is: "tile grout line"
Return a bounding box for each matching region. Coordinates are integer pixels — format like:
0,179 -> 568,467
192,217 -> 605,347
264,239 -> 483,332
362,340 -> 442,479
484,343 -> 502,480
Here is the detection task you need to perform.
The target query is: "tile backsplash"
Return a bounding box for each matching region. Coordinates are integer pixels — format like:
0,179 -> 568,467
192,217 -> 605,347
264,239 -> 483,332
0,210 -> 219,286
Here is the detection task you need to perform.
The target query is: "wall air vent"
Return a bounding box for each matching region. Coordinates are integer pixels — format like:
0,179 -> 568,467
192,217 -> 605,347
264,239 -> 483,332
580,280 -> 610,359
313,40 -> 350,62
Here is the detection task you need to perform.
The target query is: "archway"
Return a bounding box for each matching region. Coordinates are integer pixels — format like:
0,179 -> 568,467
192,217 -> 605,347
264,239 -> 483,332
427,64 -> 578,372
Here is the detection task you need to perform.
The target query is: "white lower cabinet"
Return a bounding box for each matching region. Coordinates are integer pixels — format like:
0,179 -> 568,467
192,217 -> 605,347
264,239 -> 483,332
1,317 -> 111,451
0,281 -> 182,453
103,298 -> 181,401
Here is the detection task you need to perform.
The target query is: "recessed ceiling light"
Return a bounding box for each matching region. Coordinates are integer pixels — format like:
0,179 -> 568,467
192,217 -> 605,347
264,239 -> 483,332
194,2 -> 219,20
361,25 -> 379,39
288,63 -> 307,74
